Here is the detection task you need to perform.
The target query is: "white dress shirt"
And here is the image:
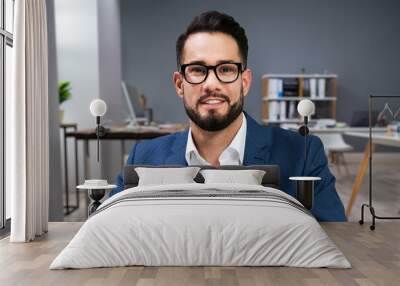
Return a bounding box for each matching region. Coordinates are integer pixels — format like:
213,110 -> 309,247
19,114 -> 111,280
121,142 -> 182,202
185,113 -> 247,166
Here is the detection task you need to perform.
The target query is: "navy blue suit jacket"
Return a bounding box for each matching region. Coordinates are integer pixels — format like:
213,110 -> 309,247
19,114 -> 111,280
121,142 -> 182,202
110,112 -> 346,221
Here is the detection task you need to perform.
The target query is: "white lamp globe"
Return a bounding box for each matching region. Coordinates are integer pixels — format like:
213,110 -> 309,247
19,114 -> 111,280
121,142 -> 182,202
297,99 -> 315,117
90,99 -> 107,117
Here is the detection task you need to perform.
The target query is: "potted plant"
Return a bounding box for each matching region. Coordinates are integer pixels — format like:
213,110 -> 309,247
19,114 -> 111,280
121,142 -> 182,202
58,80 -> 72,123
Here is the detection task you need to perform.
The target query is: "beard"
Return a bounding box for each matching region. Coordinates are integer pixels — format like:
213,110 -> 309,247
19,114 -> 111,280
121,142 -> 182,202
183,89 -> 244,132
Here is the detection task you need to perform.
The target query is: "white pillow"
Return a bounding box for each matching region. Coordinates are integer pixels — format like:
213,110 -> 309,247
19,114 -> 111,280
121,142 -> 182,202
135,167 -> 200,186
200,169 -> 266,185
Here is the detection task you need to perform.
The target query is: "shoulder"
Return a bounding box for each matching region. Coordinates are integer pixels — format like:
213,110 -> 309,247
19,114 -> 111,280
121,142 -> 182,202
134,129 -> 188,154
270,125 -> 302,141
275,128 -> 324,155
259,123 -> 323,151
245,112 -> 323,148
245,112 -> 302,142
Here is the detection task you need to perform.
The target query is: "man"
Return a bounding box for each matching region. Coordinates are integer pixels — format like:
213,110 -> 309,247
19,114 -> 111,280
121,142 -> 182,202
110,11 -> 346,221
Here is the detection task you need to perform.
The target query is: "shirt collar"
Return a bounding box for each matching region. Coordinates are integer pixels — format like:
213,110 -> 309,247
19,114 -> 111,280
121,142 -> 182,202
229,113 -> 247,163
185,112 -> 247,165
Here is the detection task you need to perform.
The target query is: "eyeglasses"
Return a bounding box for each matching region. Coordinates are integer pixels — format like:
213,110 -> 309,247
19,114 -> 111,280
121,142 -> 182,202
180,62 -> 243,84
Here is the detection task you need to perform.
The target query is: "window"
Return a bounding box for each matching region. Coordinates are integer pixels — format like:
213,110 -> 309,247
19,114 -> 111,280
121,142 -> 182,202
0,0 -> 14,231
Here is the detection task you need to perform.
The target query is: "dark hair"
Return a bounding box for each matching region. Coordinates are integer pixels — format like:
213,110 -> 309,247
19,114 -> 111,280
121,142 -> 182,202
176,11 -> 248,69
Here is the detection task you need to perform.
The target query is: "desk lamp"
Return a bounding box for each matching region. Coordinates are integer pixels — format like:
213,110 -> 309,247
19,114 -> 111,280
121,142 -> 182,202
289,99 -> 321,210
77,99 -> 116,216
90,99 -> 107,162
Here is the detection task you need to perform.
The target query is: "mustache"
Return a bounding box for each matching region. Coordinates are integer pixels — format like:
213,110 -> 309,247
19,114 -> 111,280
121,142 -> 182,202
197,93 -> 230,106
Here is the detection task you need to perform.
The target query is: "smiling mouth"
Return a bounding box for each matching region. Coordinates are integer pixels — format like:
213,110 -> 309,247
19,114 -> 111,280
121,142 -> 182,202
199,97 -> 228,106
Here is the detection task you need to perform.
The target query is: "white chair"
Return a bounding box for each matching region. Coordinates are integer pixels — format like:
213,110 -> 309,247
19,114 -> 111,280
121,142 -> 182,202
318,133 -> 354,174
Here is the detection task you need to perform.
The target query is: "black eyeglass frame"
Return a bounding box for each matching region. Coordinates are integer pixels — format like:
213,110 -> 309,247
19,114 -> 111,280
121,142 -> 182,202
180,62 -> 244,84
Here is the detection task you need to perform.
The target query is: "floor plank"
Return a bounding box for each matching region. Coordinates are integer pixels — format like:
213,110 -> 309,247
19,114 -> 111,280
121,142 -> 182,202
1,222 -> 400,286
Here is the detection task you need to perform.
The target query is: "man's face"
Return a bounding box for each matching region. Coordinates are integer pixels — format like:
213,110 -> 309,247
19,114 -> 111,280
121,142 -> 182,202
173,32 -> 252,131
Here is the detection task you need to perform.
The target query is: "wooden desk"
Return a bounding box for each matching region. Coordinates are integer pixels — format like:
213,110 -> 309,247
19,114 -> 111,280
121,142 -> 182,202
285,125 -> 387,134
65,124 -> 186,185
345,131 -> 400,216
66,124 -> 186,140
1,222 -> 399,286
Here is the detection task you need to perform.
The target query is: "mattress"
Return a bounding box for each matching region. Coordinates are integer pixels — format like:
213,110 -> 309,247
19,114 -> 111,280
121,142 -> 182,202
50,183 -> 351,269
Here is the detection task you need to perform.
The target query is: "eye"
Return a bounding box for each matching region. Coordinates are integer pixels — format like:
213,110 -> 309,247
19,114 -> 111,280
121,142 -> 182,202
187,65 -> 206,74
218,64 -> 236,74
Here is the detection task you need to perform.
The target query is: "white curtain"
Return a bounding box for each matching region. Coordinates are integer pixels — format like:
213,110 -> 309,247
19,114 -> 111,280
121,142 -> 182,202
8,0 -> 49,242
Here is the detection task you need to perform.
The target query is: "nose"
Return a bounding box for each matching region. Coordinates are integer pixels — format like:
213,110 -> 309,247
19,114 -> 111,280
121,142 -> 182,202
202,68 -> 221,92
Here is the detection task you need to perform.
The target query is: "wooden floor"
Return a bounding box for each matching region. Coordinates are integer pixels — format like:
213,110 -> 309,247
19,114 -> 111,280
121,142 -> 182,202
64,153 -> 400,223
1,222 -> 400,286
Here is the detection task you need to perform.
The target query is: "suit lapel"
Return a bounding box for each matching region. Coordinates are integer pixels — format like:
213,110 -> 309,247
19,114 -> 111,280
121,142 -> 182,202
164,130 -> 189,165
243,112 -> 272,165
164,112 -> 272,166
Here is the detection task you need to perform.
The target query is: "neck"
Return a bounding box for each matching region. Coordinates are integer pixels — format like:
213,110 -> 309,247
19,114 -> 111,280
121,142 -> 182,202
190,113 -> 244,166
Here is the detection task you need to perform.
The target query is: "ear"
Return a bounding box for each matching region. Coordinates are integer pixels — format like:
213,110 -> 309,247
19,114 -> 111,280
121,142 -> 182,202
241,68 -> 252,97
173,71 -> 184,99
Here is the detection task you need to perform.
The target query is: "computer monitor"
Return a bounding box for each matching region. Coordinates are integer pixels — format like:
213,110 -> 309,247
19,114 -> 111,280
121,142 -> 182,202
121,81 -> 146,126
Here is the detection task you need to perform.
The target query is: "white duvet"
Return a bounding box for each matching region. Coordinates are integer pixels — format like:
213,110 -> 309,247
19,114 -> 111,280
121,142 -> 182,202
50,183 -> 351,269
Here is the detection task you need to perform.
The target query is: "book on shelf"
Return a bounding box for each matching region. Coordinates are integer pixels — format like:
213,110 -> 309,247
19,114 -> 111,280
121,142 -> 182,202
282,78 -> 299,97
267,78 -> 302,98
279,101 -> 286,120
288,101 -> 296,119
318,78 -> 326,98
268,79 -> 284,98
267,77 -> 327,99
309,78 -> 317,98
268,100 -> 298,121
309,78 -> 326,99
269,101 -> 279,120
303,79 -> 310,97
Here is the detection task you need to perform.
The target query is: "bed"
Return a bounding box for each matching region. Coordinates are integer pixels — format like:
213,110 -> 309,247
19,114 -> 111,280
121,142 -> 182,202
50,165 -> 350,269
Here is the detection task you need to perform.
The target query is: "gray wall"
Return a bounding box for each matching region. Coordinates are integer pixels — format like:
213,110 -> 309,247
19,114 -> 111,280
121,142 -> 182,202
47,0 -> 63,221
55,0 -> 100,129
97,0 -> 124,125
120,0 -> 400,124
97,0 -> 126,181
54,0 -> 102,206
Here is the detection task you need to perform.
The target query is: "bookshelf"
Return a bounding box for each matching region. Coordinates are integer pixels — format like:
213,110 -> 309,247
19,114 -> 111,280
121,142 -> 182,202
261,74 -> 338,125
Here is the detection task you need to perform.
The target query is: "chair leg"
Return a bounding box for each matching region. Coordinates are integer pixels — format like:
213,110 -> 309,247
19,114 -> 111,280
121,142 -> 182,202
333,152 -> 341,175
341,153 -> 350,174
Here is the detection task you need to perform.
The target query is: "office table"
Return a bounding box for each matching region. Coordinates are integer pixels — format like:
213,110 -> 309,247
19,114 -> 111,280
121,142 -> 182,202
66,124 -> 185,177
285,125 -> 386,134
1,222 -> 399,285
64,125 -> 186,212
345,131 -> 400,216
